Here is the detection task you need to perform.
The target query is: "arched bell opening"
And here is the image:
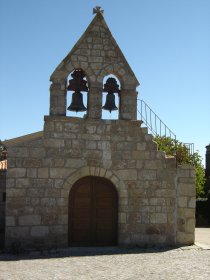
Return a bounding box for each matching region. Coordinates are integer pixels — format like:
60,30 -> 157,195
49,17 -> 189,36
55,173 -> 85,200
102,74 -> 121,120
66,69 -> 89,118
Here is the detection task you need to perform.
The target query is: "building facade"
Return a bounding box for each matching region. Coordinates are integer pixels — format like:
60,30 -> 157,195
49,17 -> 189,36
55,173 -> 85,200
4,11 -> 195,250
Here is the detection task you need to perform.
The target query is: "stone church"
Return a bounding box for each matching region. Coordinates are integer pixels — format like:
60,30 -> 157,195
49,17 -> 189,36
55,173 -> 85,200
2,9 -> 195,250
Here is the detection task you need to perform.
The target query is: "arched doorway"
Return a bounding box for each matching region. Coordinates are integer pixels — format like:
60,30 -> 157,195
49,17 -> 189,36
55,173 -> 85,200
69,176 -> 118,246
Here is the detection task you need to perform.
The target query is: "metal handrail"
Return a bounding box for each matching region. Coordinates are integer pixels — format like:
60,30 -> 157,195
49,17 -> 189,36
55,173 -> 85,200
137,99 -> 194,159
137,99 -> 176,139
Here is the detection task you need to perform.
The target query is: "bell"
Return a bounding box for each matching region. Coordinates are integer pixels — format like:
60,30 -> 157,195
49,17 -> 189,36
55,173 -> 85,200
102,92 -> 118,113
67,91 -> 87,112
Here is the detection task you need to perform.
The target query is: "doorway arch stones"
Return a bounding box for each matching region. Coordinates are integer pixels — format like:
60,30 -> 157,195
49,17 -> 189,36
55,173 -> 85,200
62,166 -> 127,228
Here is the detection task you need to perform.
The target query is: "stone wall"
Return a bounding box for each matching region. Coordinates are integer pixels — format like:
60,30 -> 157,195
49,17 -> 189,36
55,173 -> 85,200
0,170 -> 6,249
5,117 -> 195,250
176,165 -> 196,245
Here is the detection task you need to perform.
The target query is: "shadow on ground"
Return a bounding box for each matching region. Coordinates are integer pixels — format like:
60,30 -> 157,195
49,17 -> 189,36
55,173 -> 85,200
0,246 -> 180,261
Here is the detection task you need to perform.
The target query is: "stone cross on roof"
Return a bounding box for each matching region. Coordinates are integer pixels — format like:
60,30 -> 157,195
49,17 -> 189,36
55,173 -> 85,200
93,6 -> 104,15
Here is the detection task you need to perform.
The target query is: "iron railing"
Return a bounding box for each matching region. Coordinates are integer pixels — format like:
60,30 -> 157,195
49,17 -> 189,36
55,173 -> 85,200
137,99 -> 194,159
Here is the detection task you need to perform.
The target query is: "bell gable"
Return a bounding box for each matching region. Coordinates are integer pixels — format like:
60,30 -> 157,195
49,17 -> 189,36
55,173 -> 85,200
50,12 -> 139,88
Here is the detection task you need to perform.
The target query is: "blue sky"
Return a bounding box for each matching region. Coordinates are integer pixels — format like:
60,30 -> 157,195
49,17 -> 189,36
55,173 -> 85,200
0,0 -> 210,165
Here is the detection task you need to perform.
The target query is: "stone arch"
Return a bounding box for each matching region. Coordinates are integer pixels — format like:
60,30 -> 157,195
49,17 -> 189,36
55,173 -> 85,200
63,166 -> 126,198
95,66 -> 122,85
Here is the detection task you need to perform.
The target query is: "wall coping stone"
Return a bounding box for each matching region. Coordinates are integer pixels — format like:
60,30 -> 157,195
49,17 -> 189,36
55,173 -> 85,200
44,115 -> 143,126
3,131 -> 43,148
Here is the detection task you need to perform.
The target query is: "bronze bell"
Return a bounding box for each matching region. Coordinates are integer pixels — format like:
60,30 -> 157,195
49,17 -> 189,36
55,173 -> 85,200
67,91 -> 87,112
102,92 -> 118,113
102,77 -> 120,113
67,69 -> 88,112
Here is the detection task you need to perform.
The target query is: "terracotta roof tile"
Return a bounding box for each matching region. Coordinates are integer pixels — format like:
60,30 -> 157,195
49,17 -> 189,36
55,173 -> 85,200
0,160 -> 7,170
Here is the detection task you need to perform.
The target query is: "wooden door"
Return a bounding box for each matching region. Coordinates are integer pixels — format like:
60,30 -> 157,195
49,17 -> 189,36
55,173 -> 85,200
69,176 -> 118,246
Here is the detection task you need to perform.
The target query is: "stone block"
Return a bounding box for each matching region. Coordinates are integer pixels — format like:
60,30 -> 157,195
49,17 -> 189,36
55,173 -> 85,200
45,188 -> 61,197
136,160 -> 143,169
54,122 -> 63,132
31,178 -> 53,188
178,197 -> 188,208
6,216 -> 15,226
7,188 -> 26,197
186,218 -> 195,233
84,150 -> 102,160
167,213 -> 176,224
156,189 -> 176,198
27,188 -> 45,198
176,231 -> 194,245
97,141 -> 111,150
54,179 -> 64,188
56,198 -> 68,207
49,225 -> 66,235
78,55 -> 87,62
116,142 -> 134,150
81,133 -> 101,140
188,198 -> 196,208
41,198 -> 56,207
178,177 -> 195,184
86,140 -> 97,149
64,132 -> 76,139
84,124 -> 96,134
9,147 -> 29,158
42,213 -> 58,225
178,183 -> 196,196
44,121 -> 54,131
137,143 -> 146,151
19,215 -> 41,226
99,168 -> 106,177
150,213 -> 167,224
31,198 -> 40,206
141,212 -> 150,223
30,148 -> 46,158
53,158 -> 65,167
116,169 -> 137,180
150,198 -> 166,206
38,168 -> 49,178
6,179 -> 15,188
177,218 -> 186,232
144,160 -> 162,170
178,208 -> 195,219
44,139 -> 64,148
16,178 -> 30,189
57,215 -> 68,225
7,168 -> 26,178
88,56 -> 103,63
119,213 -> 127,223
102,151 -> 111,160
6,226 -> 29,238
132,151 -> 147,160
31,226 -> 49,237
27,168 -> 37,178
138,170 -> 157,180
165,157 -> 176,168
50,168 -> 73,179
91,49 -> 100,56
178,165 -> 194,177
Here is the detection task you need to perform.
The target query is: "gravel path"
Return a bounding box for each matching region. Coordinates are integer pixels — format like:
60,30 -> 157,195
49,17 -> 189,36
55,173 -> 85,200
0,246 -> 210,280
